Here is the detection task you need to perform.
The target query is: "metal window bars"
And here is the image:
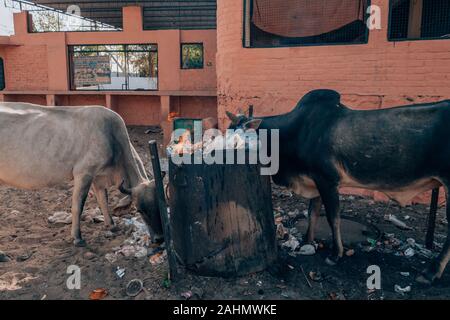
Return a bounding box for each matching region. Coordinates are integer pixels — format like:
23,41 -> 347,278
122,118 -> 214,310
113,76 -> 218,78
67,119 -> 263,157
4,0 -> 120,32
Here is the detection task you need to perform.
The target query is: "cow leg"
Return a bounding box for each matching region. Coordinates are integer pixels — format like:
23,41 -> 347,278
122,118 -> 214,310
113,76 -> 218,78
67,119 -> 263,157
305,197 -> 322,243
315,180 -> 343,266
71,174 -> 93,247
92,181 -> 117,232
417,184 -> 450,284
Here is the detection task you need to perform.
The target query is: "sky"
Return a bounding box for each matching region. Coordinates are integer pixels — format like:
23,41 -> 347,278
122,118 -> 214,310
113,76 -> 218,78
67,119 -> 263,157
0,1 -> 15,35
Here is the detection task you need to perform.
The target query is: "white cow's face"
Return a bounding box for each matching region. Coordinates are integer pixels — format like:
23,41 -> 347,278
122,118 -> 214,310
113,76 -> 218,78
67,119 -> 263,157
134,182 -> 164,243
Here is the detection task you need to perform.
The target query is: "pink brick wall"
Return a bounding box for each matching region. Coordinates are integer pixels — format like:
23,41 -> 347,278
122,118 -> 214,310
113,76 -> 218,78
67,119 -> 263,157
216,0 -> 450,128
113,96 -> 161,125
180,30 -> 217,91
171,96 -> 218,119
4,45 -> 48,91
216,0 -> 450,204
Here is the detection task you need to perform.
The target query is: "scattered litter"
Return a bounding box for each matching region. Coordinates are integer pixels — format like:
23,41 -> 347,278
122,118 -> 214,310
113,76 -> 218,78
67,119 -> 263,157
404,215 -> 410,220
400,272 -> 410,277
300,266 -> 312,288
134,246 -> 148,259
89,288 -> 108,300
276,223 -> 289,240
104,231 -> 114,239
287,264 -> 295,270
16,252 -> 33,262
367,238 -> 377,247
308,271 -> 323,282
287,209 -> 300,218
302,210 -> 309,218
0,272 -> 38,291
191,286 -> 204,299
0,251 -> 11,263
413,243 -> 436,259
181,290 -> 193,300
406,238 -> 416,247
168,129 -> 260,157
384,214 -> 412,230
149,250 -> 167,265
329,292 -> 346,300
104,217 -> 153,261
394,285 -> 411,295
83,208 -> 104,223
105,253 -> 118,264
126,279 -> 144,297
345,249 -> 355,257
116,267 -> 126,279
298,244 -> 316,256
162,278 -> 171,288
119,245 -> 137,257
404,248 -> 415,257
83,252 -> 96,260
48,211 -> 71,225
281,235 -> 300,252
256,280 -> 263,287
41,294 -> 47,300
289,227 -> 300,237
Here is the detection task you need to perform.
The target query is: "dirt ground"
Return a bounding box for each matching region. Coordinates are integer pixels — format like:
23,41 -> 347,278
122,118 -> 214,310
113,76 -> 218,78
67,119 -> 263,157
1,126 -> 450,300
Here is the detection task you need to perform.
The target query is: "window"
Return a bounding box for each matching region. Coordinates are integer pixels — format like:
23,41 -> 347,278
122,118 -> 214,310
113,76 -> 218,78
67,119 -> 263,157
389,0 -> 450,41
69,44 -> 158,91
243,0 -> 370,48
0,58 -> 4,91
181,44 -> 204,69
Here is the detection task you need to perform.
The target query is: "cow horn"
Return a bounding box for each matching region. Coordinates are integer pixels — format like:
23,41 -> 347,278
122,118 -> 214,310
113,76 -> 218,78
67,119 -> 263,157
225,111 -> 239,124
119,180 -> 132,195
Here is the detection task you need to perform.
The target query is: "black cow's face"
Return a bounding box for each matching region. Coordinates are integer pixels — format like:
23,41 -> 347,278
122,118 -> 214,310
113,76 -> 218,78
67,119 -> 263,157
226,111 -> 262,131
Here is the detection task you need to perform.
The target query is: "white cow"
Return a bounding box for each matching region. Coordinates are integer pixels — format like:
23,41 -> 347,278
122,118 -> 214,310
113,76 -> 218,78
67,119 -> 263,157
0,102 -> 163,246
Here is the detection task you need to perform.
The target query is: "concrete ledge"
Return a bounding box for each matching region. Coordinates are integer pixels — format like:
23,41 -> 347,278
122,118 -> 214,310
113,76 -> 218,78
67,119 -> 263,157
1,90 -> 217,97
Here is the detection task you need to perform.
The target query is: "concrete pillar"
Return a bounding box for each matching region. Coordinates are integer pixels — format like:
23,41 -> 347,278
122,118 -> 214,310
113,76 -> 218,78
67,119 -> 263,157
13,12 -> 29,35
105,94 -> 116,111
122,6 -> 143,33
46,94 -> 56,106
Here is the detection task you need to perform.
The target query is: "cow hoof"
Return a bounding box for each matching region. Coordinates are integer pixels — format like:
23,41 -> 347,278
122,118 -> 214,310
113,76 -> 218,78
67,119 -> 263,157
74,239 -> 87,247
325,255 -> 341,266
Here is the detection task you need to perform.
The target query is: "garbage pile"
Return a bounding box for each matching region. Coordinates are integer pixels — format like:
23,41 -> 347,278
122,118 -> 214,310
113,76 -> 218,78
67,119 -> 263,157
276,208 -> 437,261
359,233 -> 436,259
105,216 -> 166,265
167,129 -> 259,156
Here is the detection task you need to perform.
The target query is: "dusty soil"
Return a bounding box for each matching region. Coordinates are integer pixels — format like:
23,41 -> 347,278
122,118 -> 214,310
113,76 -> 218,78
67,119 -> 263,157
1,126 -> 450,300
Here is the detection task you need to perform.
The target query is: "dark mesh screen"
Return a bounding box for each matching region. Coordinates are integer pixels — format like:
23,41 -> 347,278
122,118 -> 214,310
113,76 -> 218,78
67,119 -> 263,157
0,58 -> 4,91
389,0 -> 450,40
245,0 -> 369,47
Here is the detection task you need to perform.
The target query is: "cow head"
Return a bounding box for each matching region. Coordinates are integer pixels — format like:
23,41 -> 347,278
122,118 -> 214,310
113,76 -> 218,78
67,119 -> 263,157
119,180 -> 164,244
226,107 -> 262,131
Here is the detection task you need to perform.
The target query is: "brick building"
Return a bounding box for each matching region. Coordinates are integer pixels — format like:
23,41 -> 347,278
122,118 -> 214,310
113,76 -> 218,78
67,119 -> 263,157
1,0 -> 450,202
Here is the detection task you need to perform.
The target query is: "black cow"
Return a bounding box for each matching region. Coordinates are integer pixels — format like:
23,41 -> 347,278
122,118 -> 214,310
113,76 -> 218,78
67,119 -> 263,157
226,89 -> 450,284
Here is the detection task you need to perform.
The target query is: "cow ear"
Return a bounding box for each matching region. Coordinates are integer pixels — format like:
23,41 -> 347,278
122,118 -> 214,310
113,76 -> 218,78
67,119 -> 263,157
226,111 -> 239,124
243,119 -> 262,130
